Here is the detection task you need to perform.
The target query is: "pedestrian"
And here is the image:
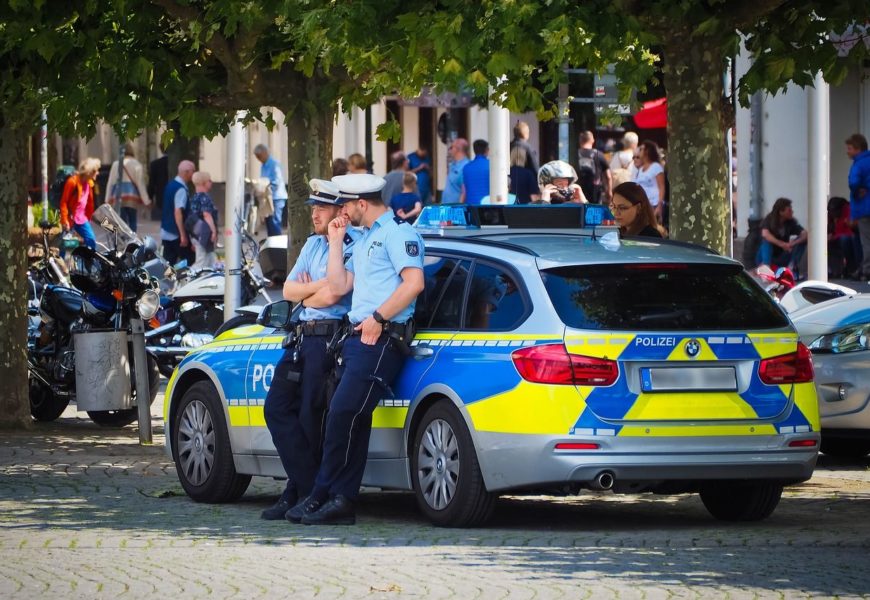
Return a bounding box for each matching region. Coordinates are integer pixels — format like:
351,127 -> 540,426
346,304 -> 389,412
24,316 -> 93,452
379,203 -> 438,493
633,140 -> 666,222
442,138 -> 469,203
381,151 -> 407,205
348,153 -> 368,174
147,146 -> 168,220
538,160 -> 585,204
610,131 -> 639,187
610,181 -> 664,239
846,133 -> 870,279
407,146 -> 432,204
59,157 -> 101,251
161,160 -> 195,266
186,171 -> 219,269
287,173 -> 424,526
332,157 -> 349,177
827,196 -> 860,278
510,120 -> 539,174
254,144 -> 288,236
509,144 -> 540,204
260,178 -> 361,521
105,142 -> 151,232
391,171 -> 423,223
462,139 -> 490,205
576,131 -> 611,205
756,197 -> 808,279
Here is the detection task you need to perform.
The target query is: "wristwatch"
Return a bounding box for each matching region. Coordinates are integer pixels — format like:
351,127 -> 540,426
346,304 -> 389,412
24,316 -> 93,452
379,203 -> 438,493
372,310 -> 387,325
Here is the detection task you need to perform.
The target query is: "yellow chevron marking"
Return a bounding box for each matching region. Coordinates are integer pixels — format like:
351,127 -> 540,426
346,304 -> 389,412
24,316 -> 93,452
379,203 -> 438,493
621,392 -> 759,420
619,423 -> 778,436
747,333 -> 798,359
666,338 -> 718,361
466,380 -> 586,434
227,406 -> 250,427
373,407 -> 409,429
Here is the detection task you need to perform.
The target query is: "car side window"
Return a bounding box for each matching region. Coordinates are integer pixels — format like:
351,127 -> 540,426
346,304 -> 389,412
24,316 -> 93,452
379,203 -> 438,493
463,263 -> 525,330
416,256 -> 469,329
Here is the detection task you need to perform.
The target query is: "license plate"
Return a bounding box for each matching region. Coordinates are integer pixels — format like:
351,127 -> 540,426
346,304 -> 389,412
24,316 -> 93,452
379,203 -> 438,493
640,366 -> 737,392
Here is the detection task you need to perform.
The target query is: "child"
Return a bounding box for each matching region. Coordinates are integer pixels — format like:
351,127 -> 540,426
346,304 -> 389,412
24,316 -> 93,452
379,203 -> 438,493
391,171 -> 423,224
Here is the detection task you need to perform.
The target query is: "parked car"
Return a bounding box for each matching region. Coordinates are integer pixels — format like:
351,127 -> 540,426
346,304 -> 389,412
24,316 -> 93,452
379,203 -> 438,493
163,204 -> 819,526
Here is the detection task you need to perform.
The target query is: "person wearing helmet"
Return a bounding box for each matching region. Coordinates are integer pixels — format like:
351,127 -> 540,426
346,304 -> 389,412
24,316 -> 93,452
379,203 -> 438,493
537,160 -> 587,204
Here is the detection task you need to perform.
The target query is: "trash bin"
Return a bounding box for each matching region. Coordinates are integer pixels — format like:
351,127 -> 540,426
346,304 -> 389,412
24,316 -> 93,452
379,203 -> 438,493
74,330 -> 133,411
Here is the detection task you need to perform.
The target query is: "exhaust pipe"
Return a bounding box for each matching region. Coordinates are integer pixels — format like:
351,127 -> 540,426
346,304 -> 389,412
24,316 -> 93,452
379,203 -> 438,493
589,470 -> 615,491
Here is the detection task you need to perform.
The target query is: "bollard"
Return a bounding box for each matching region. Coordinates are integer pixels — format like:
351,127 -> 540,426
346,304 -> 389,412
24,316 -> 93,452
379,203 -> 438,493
130,318 -> 153,444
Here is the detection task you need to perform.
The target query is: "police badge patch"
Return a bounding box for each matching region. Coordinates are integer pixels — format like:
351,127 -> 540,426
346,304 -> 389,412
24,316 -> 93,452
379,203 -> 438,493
405,241 -> 420,257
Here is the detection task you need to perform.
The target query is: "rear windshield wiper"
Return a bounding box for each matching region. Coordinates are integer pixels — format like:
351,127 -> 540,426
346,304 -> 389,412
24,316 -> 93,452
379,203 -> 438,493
637,308 -> 693,324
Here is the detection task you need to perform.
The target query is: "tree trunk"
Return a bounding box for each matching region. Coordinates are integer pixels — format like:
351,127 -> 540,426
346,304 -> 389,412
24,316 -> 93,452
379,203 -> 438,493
281,91 -> 336,266
661,36 -> 730,255
0,113 -> 35,428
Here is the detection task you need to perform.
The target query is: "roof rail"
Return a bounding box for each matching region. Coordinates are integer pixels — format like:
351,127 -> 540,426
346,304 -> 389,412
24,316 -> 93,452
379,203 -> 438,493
421,234 -> 539,256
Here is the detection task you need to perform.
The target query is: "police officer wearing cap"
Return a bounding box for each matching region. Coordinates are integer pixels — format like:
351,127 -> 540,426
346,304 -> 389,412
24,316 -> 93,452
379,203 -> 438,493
287,173 -> 425,525
260,179 -> 360,520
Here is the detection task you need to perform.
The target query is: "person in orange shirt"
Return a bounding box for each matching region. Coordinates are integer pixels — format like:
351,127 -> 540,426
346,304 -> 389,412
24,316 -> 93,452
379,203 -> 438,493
59,157 -> 101,250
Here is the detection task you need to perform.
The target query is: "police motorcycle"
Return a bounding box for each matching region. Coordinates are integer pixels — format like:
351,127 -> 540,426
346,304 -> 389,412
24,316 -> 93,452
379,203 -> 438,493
27,205 -> 161,425
145,223 -> 270,377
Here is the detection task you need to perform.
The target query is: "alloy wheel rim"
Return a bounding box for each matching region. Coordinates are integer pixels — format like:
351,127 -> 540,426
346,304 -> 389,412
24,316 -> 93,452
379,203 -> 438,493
417,418 -> 460,510
177,400 -> 215,486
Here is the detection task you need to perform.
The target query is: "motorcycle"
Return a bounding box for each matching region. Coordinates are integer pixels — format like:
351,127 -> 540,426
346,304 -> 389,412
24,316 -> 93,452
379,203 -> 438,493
145,226 -> 270,377
28,205 -> 161,426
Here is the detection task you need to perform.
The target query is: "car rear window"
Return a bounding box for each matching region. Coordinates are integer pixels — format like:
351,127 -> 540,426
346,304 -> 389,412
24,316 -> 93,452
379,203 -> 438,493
541,263 -> 789,331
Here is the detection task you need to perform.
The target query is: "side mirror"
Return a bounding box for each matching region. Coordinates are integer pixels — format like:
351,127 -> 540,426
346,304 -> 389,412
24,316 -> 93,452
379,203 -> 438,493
256,300 -> 293,329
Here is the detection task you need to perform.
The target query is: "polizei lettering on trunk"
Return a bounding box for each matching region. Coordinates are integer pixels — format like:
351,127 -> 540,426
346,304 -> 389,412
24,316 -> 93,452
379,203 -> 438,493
634,336 -> 677,347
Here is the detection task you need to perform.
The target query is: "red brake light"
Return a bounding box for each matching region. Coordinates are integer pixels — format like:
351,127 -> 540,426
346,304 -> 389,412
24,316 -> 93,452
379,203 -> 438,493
788,439 -> 818,448
511,344 -> 618,386
555,442 -> 600,450
759,342 -> 814,384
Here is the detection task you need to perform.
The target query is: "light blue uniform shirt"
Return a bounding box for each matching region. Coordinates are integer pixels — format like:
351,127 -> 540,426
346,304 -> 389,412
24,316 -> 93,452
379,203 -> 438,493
347,211 -> 425,324
287,229 -> 361,321
260,157 -> 288,201
442,158 -> 469,203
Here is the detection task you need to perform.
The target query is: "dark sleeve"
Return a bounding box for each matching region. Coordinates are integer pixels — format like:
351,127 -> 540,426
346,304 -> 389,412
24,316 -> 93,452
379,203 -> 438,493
760,215 -> 772,231
597,151 -> 610,171
528,169 -> 540,194
788,220 -> 804,236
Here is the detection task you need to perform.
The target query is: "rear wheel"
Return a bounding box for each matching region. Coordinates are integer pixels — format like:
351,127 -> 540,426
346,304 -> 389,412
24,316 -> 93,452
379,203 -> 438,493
821,438 -> 870,459
173,380 -> 250,502
700,481 -> 783,521
88,355 -> 160,427
411,401 -> 495,527
29,378 -> 70,422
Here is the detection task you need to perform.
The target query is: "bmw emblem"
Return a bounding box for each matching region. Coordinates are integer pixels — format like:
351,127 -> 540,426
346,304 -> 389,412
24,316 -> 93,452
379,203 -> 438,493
685,339 -> 701,358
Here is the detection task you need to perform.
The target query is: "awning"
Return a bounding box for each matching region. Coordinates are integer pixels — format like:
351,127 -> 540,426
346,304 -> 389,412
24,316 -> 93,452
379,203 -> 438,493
634,97 -> 667,129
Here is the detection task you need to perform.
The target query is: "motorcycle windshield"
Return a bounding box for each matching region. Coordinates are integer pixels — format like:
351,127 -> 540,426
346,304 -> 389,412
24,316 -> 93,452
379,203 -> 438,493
93,204 -> 141,247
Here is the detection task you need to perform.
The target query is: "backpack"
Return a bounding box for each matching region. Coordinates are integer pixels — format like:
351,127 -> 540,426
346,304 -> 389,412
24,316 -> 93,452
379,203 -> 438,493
48,166 -> 76,209
576,149 -> 600,201
610,153 -> 633,187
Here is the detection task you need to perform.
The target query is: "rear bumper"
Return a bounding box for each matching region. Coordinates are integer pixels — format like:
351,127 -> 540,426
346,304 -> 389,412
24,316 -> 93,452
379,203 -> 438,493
475,432 -> 819,492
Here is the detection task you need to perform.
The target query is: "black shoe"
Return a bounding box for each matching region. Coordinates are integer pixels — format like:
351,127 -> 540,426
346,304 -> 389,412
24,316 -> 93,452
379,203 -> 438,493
301,495 -> 356,526
286,495 -> 323,524
261,498 -> 293,520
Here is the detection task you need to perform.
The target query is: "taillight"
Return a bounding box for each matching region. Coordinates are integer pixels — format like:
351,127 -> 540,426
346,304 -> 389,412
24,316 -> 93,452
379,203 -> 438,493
759,342 -> 814,384
511,344 -> 618,386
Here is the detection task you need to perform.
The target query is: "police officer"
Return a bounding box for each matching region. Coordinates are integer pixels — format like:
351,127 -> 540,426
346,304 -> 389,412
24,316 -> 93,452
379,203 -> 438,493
260,179 -> 360,520
287,173 -> 425,525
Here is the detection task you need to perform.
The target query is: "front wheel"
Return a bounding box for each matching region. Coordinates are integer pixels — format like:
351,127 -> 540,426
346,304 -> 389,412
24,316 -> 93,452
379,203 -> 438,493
411,401 -> 495,527
700,481 -> 783,521
88,355 -> 160,427
29,378 -> 70,422
172,380 -> 250,502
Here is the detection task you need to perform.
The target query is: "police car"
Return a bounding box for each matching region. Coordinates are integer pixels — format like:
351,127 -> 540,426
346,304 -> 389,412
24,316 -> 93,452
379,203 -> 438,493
164,204 -> 819,527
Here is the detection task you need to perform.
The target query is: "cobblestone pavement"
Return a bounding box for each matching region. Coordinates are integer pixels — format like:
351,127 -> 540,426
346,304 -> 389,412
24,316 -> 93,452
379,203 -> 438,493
1,389 -> 869,599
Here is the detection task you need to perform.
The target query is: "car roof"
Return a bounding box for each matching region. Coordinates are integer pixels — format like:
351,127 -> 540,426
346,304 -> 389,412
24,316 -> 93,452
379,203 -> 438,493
425,232 -> 739,267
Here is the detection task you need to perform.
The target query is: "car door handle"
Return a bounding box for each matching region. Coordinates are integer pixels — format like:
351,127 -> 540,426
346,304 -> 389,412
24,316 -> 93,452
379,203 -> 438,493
411,344 -> 434,360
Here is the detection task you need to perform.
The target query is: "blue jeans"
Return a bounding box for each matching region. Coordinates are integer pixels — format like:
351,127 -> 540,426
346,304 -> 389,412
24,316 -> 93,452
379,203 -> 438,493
266,198 -> 286,236
120,206 -> 138,232
757,239 -> 806,271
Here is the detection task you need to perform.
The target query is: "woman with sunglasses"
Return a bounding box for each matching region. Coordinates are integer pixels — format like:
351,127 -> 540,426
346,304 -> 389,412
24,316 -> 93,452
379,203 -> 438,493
610,181 -> 665,238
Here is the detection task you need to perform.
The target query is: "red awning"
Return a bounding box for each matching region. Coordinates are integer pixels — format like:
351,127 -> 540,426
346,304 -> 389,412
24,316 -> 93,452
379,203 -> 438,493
634,97 -> 667,129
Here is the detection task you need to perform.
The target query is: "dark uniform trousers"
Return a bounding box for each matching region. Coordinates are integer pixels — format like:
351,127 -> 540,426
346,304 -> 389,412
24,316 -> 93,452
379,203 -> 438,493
263,334 -> 331,500
310,334 -> 404,502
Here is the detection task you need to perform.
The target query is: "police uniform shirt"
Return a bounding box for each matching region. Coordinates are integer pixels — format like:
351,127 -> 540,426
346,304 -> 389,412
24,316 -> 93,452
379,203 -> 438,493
346,211 -> 424,324
287,229 -> 361,321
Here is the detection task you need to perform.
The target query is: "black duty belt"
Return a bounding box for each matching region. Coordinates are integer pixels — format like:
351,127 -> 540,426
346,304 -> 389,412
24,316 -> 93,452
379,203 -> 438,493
300,319 -> 344,337
349,321 -> 408,339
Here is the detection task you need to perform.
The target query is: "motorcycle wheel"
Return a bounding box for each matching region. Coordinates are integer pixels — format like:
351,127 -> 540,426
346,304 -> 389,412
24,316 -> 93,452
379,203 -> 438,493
213,313 -> 257,338
88,355 -> 160,427
30,379 -> 70,422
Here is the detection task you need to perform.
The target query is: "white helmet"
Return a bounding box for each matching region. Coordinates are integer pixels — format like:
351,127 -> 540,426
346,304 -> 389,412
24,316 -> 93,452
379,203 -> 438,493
537,160 -> 578,188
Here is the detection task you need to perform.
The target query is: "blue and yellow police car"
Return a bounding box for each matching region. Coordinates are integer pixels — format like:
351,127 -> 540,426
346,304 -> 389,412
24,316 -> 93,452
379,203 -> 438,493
164,204 -> 819,527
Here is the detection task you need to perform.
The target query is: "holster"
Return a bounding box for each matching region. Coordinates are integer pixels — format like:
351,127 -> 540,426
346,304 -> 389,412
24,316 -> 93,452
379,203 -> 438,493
387,319 -> 416,357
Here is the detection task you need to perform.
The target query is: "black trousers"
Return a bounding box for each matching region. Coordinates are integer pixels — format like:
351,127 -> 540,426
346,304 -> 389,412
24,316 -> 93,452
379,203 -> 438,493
263,334 -> 332,499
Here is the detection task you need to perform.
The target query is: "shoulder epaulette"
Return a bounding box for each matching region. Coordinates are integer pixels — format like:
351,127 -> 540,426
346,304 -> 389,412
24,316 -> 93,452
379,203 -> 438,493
393,215 -> 406,225
344,232 -> 353,245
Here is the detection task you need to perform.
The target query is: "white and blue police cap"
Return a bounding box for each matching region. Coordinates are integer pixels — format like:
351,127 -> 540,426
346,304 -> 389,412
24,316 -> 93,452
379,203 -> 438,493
305,178 -> 342,206
332,173 -> 385,202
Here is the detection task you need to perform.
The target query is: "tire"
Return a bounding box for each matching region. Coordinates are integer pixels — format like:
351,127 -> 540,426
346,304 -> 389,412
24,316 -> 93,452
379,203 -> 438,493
172,380 -> 250,502
411,401 -> 496,527
29,378 -> 70,422
700,481 -> 783,522
88,355 -> 160,427
214,313 -> 257,338
821,438 -> 870,459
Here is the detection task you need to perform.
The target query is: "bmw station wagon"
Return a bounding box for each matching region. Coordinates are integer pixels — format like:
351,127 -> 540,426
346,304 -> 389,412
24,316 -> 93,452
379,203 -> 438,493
164,205 -> 819,527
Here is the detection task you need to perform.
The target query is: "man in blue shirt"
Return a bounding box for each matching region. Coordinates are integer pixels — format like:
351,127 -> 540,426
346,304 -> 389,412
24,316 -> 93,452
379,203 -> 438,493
261,179 -> 360,521
254,144 -> 289,236
442,138 -> 469,203
288,173 -> 425,526
160,160 -> 195,265
407,147 -> 431,204
462,139 -> 490,205
846,133 -> 870,279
